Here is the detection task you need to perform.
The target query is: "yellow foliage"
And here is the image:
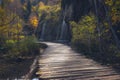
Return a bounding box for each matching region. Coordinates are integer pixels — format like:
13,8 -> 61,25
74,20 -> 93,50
39,1 -> 45,7
111,2 -> 120,23
29,16 -> 39,28
38,1 -> 60,14
105,0 -> 113,6
105,0 -> 120,24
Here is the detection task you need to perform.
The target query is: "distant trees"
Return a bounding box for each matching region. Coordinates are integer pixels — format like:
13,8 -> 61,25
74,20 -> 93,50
70,14 -> 97,53
33,1 -> 61,40
70,0 -> 120,63
0,0 -> 23,41
21,0 -> 31,22
0,0 -> 41,62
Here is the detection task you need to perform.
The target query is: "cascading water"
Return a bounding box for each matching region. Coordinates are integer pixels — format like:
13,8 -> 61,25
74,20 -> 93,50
40,22 -> 46,41
59,20 -> 68,42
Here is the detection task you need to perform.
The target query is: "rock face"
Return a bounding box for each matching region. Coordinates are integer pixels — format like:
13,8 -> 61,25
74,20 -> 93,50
61,0 -> 90,22
61,0 -> 106,22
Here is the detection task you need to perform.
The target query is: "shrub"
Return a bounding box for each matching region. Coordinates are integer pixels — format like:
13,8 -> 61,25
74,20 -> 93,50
19,36 -> 39,56
4,48 -> 20,61
3,36 -> 40,61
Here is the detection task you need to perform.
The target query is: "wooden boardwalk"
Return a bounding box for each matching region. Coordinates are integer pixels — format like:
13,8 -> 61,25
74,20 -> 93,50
36,42 -> 120,80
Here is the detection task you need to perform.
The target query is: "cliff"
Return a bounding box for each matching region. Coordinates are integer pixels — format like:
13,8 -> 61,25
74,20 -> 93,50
61,0 -> 106,22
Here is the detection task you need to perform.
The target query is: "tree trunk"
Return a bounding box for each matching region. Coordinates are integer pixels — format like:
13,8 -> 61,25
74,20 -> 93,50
103,3 -> 120,49
93,0 -> 102,53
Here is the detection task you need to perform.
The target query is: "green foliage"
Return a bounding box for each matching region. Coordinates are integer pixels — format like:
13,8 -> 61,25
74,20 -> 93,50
36,1 -> 61,20
34,1 -> 61,40
70,14 -> 99,53
19,36 -> 39,56
0,0 -> 43,61
0,7 -> 23,41
105,0 -> 120,24
71,12 -> 120,63
4,48 -> 20,61
2,36 -> 40,61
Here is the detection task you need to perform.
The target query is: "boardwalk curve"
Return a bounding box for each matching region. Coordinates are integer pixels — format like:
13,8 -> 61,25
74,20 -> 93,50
36,42 -> 120,80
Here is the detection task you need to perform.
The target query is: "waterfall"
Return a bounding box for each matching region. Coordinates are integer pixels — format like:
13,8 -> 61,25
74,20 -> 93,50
59,20 -> 68,42
40,22 -> 46,41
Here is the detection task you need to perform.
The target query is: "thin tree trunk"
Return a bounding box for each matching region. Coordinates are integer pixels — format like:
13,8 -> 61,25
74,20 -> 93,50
88,34 -> 92,53
103,3 -> 120,49
93,0 -> 102,53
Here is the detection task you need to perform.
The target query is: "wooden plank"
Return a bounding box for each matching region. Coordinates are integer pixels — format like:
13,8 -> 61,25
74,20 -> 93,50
36,42 -> 120,80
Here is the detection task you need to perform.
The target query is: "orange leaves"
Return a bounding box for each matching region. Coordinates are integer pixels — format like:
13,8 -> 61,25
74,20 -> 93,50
29,16 -> 39,28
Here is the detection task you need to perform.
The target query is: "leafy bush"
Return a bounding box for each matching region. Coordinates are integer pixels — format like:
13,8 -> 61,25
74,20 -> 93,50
19,36 -> 39,56
70,13 -> 120,64
3,36 -> 40,61
4,48 -> 20,61
70,14 -> 99,53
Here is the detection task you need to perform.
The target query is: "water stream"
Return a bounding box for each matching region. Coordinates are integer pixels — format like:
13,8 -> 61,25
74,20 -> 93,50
59,20 -> 68,42
40,22 -> 46,41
